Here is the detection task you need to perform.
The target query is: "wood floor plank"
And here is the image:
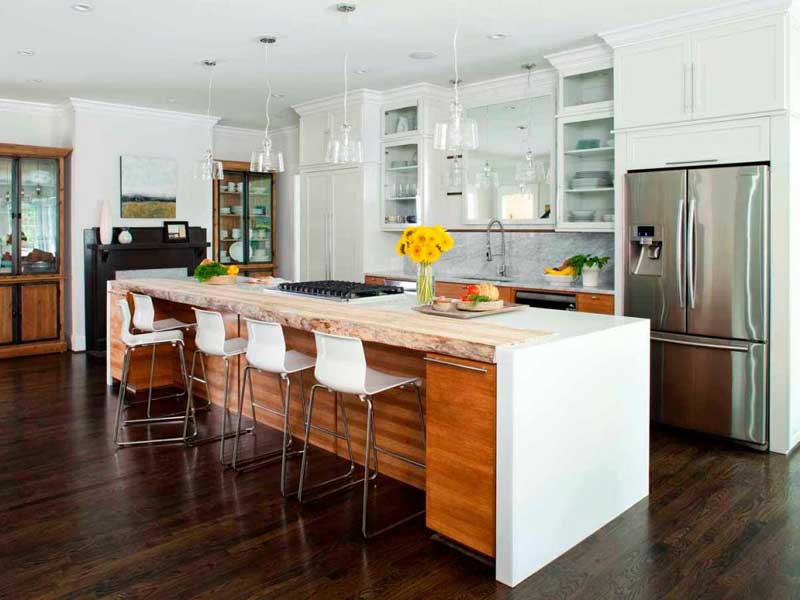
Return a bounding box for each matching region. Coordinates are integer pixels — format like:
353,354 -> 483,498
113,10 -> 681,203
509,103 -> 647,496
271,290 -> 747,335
1,353 -> 798,599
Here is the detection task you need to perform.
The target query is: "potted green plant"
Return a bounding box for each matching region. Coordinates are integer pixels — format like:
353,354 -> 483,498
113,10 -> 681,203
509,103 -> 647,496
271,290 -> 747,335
566,254 -> 610,288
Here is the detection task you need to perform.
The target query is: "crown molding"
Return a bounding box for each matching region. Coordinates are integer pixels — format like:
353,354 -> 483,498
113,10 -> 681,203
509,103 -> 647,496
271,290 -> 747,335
69,98 -> 220,125
459,68 -> 557,108
600,0 -> 792,48
380,82 -> 451,103
291,89 -> 383,116
215,123 -> 297,137
544,42 -> 612,75
0,97 -> 63,117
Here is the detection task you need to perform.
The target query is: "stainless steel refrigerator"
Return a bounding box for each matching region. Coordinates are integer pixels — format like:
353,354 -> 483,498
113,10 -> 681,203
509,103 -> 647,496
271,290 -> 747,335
624,165 -> 769,448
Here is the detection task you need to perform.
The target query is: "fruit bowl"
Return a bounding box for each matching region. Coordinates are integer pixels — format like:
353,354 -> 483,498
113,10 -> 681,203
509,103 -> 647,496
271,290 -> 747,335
544,274 -> 575,286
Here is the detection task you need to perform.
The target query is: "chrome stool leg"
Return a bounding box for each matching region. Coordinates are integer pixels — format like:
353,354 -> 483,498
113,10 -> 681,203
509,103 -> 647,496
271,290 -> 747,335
297,385 -> 364,503
115,342 -> 196,448
360,389 -> 426,539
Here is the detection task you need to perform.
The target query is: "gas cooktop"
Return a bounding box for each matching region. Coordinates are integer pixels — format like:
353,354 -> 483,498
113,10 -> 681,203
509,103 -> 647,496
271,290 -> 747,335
277,280 -> 406,302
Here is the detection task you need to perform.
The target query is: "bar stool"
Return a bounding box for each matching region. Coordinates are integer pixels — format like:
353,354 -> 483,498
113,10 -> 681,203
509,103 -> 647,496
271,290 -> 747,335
230,318 -> 315,495
298,331 -> 426,538
113,299 -> 195,447
130,293 -> 209,417
188,308 -> 251,465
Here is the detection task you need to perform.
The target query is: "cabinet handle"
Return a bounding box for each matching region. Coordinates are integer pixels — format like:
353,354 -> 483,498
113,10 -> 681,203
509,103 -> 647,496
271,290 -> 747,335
423,357 -> 488,373
692,62 -> 699,111
665,159 -> 718,165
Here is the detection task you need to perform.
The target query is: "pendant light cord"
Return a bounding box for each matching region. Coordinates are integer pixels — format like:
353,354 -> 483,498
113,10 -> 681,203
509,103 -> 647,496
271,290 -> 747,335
206,65 -> 215,151
264,42 -> 272,140
452,24 -> 460,104
343,51 -> 349,123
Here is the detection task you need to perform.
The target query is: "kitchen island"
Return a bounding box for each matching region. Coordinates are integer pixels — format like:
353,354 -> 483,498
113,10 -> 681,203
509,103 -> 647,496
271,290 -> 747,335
107,278 -> 649,587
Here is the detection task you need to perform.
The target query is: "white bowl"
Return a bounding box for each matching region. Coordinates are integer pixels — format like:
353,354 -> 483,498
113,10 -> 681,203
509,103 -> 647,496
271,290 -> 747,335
544,274 -> 575,286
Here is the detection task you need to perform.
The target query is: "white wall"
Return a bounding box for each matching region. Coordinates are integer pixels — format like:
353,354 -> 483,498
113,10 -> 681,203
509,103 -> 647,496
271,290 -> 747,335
0,98 -> 71,147
213,124 -> 298,280
68,99 -> 218,351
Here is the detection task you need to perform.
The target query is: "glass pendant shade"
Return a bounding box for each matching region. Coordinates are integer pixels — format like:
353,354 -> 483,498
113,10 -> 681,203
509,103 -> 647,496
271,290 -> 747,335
475,160 -> 498,189
326,122 -> 364,164
250,137 -> 284,173
195,149 -> 224,181
447,156 -> 463,189
434,101 -> 479,153
515,150 -> 537,186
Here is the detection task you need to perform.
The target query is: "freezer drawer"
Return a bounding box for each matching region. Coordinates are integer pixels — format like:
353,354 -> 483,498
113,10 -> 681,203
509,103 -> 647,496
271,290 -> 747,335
650,332 -> 767,446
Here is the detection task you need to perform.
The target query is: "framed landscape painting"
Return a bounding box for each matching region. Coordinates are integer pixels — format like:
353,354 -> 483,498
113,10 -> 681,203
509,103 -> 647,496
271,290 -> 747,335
120,155 -> 177,218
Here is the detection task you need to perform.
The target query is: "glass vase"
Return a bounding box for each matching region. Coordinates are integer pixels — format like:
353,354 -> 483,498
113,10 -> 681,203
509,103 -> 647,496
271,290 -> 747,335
417,262 -> 435,305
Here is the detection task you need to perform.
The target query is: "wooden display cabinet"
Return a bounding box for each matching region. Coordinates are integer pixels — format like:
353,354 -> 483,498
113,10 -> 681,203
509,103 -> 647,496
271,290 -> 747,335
212,160 -> 277,277
0,143 -> 70,359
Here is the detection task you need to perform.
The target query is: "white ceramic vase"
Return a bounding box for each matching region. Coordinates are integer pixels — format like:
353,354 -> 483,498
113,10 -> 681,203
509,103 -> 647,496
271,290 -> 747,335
582,266 -> 601,288
98,199 -> 113,244
118,228 -> 133,244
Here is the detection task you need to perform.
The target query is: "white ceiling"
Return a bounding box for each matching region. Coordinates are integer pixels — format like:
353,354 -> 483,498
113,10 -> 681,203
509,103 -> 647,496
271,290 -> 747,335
2,0 -> 727,129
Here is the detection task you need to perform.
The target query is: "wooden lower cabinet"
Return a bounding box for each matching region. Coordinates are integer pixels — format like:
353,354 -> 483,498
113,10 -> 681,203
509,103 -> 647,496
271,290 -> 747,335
576,292 -> 615,315
425,352 -> 496,558
0,285 -> 13,345
20,282 -> 59,342
364,275 -> 385,286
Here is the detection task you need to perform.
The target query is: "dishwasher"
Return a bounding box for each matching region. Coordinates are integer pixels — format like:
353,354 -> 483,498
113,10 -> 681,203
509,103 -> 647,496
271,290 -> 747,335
515,290 -> 577,311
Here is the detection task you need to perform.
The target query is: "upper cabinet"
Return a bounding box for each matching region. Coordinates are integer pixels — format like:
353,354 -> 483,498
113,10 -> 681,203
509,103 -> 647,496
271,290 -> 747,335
610,14 -> 786,130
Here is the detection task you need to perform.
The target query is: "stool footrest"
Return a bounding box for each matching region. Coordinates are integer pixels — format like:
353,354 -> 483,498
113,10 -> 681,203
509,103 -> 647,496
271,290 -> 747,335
374,444 -> 426,470
124,415 -> 195,426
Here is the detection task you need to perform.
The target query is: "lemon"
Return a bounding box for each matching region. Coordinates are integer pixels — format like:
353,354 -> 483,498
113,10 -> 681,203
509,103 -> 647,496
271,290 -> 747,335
227,265 -> 240,276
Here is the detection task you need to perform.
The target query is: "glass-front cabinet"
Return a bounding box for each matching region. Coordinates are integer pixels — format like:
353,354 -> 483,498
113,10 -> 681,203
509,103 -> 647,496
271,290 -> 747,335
381,140 -> 421,230
557,111 -> 615,231
214,165 -> 275,271
0,157 -> 60,274
383,102 -> 419,138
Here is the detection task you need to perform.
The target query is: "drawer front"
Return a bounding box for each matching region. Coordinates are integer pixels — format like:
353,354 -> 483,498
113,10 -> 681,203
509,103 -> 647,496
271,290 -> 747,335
364,275 -> 385,285
425,353 -> 496,557
435,281 -> 469,298
577,292 -> 614,315
627,117 -> 769,170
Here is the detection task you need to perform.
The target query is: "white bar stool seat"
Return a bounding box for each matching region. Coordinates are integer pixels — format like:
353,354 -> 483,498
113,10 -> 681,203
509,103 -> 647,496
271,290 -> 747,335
189,308 -> 251,464
298,330 -> 426,538
231,318 -> 315,495
130,293 -> 208,418
113,299 -> 195,447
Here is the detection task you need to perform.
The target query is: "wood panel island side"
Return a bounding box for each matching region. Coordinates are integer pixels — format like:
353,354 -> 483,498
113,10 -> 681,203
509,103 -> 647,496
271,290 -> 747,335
107,278 -> 650,587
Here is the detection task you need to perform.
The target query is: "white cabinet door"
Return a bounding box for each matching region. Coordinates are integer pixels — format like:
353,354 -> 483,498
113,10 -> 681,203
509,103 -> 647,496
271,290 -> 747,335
691,16 -> 785,120
330,168 -> 363,281
615,34 -> 692,129
300,112 -> 331,166
301,171 -> 332,279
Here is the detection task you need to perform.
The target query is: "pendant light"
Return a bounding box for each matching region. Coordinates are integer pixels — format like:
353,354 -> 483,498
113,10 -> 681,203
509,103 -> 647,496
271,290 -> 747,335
326,3 -> 364,164
250,37 -> 285,173
434,25 -> 479,153
194,60 -> 224,181
475,106 -> 497,189
515,63 -> 539,188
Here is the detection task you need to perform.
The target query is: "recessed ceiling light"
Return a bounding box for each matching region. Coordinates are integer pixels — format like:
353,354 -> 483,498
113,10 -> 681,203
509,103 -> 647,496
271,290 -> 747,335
200,59 -> 217,67
409,51 -> 437,60
17,49 -> 35,56
71,2 -> 93,12
354,68 -> 369,75
167,98 -> 177,103
487,33 -> 509,40
28,78 -> 44,84
271,93 -> 286,99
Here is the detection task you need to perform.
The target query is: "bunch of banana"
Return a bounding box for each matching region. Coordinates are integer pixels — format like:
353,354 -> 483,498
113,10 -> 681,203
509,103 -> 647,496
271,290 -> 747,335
544,258 -> 575,276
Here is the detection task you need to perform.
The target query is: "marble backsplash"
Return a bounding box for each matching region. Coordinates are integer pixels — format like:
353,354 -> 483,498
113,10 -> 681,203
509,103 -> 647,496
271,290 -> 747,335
402,231 -> 615,286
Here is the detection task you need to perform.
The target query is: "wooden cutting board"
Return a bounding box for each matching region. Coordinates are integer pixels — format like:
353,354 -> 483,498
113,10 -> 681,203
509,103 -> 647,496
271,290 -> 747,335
413,302 -> 526,319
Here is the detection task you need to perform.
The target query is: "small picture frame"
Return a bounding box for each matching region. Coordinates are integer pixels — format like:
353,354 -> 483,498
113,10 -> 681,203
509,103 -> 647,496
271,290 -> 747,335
163,221 -> 189,243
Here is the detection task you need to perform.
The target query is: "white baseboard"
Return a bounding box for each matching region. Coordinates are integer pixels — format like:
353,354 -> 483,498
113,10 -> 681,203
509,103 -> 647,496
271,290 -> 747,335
70,334 -> 86,352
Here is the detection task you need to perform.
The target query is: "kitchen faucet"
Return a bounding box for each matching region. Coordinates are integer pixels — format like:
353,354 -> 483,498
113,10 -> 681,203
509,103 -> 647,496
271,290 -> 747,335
485,218 -> 508,277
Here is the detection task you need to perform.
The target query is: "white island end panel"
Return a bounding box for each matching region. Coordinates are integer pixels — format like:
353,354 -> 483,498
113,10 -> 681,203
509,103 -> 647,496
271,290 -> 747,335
495,319 -> 650,587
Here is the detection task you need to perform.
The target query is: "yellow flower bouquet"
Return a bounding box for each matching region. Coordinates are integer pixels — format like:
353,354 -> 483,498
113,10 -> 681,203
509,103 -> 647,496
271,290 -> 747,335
395,225 -> 454,304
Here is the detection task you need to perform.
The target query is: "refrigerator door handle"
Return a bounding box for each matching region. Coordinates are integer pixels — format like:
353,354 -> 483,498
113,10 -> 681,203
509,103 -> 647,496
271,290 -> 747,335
687,196 -> 697,309
651,333 -> 751,353
675,198 -> 685,309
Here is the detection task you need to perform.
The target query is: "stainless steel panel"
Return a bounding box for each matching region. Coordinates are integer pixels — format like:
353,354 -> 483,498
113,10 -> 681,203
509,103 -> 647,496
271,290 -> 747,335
687,166 -> 769,341
625,170 -> 687,333
651,332 -> 767,445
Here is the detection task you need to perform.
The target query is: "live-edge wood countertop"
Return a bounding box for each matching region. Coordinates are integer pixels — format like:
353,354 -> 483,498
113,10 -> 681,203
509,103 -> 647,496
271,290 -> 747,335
110,278 -> 551,363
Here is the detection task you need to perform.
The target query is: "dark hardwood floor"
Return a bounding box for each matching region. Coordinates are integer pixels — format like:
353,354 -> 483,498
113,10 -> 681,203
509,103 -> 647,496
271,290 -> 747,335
1,353 -> 798,599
